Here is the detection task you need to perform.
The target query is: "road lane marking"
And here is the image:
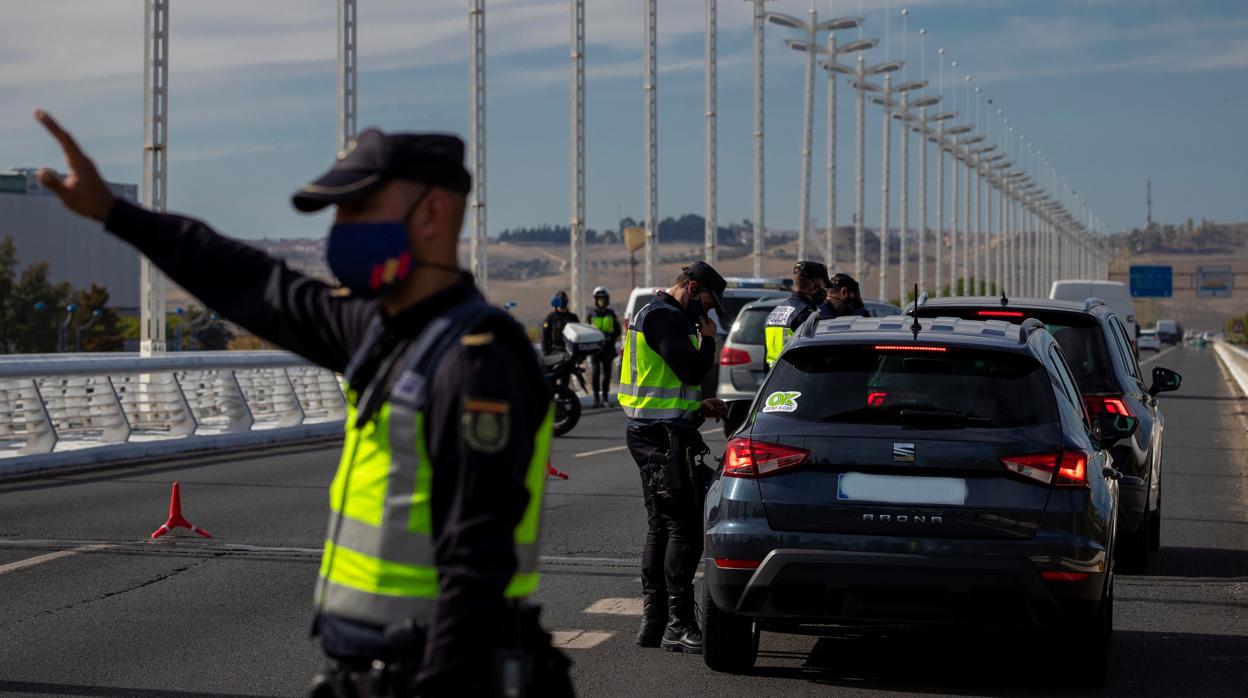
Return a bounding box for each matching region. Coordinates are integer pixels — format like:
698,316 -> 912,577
1140,345 -> 1178,365
584,597 -> 644,615
574,426 -> 723,458
0,543 -> 114,576
574,444 -> 629,458
550,630 -> 614,649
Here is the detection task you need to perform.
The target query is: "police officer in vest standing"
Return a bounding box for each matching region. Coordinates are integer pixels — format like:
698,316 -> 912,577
763,261 -> 829,370
588,286 -> 620,408
32,111 -> 571,698
619,263 -> 727,654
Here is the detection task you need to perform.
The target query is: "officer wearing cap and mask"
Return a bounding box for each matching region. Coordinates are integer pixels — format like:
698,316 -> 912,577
620,262 -> 727,655
763,261 -> 829,370
31,111 -> 571,698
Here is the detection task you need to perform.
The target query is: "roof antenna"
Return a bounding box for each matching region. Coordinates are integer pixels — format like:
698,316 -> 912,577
911,283 -> 922,341
999,289 -> 1008,307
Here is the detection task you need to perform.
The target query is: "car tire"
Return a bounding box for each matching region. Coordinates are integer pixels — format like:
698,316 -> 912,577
1116,508 -> 1151,574
702,584 -> 759,673
1149,497 -> 1162,552
1069,574 -> 1112,687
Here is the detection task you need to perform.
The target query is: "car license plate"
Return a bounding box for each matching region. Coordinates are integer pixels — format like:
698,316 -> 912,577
837,472 -> 967,506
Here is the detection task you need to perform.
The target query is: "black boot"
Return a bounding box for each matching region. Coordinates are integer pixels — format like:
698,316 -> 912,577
635,593 -> 668,647
660,593 -> 703,654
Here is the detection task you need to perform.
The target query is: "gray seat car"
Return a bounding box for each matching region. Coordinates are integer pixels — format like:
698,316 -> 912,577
717,297 -> 904,401
704,314 -> 1141,685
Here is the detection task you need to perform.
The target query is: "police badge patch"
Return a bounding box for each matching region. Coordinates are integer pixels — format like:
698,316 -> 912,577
463,398 -> 511,454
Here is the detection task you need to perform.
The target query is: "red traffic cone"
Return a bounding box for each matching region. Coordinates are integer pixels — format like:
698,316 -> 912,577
150,482 -> 212,539
546,462 -> 569,480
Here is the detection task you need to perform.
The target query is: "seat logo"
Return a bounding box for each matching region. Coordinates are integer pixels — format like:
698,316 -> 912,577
892,442 -> 915,462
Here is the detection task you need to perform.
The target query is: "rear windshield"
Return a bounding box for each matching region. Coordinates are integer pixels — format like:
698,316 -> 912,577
729,306 -> 772,346
759,345 -> 1058,428
915,308 -> 1118,393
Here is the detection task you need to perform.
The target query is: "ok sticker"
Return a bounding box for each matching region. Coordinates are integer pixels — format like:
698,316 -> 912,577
762,391 -> 802,413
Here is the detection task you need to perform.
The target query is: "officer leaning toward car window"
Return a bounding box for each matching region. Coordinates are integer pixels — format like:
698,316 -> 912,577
541,291 -> 580,356
588,286 -> 621,408
619,262 -> 727,655
32,111 -> 572,698
764,261 -> 829,370
819,272 -> 870,320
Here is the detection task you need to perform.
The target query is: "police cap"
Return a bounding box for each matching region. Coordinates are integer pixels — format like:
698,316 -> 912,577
292,128 -> 472,213
682,261 -> 727,316
829,272 -> 862,294
793,260 -> 830,284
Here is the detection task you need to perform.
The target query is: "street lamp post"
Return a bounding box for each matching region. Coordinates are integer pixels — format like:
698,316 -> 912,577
744,0 -> 780,277
817,32 -> 874,269
850,58 -> 903,289
57,304 -> 78,353
872,82 -> 932,302
773,8 -> 863,264
469,0 -> 488,292
570,0 -> 586,314
644,0 -> 658,285
705,0 -> 718,265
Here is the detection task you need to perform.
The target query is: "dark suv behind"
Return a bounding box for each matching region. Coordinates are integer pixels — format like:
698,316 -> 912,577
906,297 -> 1182,572
704,315 -> 1141,685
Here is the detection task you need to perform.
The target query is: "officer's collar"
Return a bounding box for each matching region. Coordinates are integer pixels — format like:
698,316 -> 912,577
383,274 -> 479,332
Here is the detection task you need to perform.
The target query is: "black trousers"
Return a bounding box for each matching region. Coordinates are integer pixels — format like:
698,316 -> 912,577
590,351 -> 613,401
626,424 -> 704,600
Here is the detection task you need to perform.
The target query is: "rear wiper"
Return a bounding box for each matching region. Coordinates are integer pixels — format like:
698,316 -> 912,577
899,407 -> 992,427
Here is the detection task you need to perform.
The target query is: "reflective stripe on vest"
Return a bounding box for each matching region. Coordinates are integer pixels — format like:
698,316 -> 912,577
617,299 -> 701,420
316,298 -> 553,627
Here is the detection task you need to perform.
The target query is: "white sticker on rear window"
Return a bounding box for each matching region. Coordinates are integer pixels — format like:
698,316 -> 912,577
762,391 -> 802,413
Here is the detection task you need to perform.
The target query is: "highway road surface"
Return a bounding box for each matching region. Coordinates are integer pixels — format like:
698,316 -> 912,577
0,344 -> 1244,697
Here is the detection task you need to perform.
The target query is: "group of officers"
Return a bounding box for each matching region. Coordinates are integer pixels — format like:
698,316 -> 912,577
34,110 -> 867,697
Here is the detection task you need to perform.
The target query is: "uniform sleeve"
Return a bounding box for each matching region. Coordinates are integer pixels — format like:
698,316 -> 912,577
788,305 -> 814,332
417,320 -> 551,694
642,308 -> 715,387
104,199 -> 373,372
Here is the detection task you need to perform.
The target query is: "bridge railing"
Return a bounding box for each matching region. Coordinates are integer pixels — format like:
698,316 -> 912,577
0,352 -> 344,464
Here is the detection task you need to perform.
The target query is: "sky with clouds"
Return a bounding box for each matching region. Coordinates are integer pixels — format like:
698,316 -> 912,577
3,0 -> 1246,241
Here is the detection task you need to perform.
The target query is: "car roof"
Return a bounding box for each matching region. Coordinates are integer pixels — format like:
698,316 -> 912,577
797,314 -> 1044,354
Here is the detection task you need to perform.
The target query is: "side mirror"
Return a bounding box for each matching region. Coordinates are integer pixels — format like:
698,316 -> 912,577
1148,366 -> 1182,396
1095,414 -> 1139,446
722,399 -> 752,438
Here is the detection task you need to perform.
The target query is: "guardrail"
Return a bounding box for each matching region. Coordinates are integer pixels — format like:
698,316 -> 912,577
1213,341 -> 1248,399
0,352 -> 345,475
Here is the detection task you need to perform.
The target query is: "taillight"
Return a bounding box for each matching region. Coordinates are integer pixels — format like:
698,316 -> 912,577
1084,396 -> 1132,417
720,347 -> 751,366
1041,571 -> 1090,582
976,310 -> 1025,318
723,437 -> 810,478
867,391 -> 888,407
1000,451 -> 1088,487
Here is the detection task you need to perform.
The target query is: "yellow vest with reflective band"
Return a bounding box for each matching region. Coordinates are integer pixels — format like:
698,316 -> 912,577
591,311 -> 615,335
315,299 -> 553,628
618,298 -> 702,421
764,298 -> 812,370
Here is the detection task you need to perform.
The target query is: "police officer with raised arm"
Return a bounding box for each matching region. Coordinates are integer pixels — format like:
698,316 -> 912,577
32,111 -> 571,698
763,261 -> 829,370
619,262 -> 727,654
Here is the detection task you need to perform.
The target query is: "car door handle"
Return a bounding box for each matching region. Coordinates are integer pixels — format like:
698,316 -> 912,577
1102,467 -> 1123,481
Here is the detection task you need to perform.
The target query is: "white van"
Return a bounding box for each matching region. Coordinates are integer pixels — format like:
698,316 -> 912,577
1049,280 -> 1138,343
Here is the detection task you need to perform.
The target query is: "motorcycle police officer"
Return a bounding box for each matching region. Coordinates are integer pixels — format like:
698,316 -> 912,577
619,262 -> 727,654
33,111 -> 571,698
588,287 -> 621,408
541,291 -> 580,356
764,261 -> 829,370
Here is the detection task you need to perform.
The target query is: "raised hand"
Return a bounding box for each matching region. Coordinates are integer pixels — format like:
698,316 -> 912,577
33,109 -> 116,222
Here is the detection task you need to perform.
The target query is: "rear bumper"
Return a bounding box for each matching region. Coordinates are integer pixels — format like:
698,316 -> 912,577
706,548 -> 1105,630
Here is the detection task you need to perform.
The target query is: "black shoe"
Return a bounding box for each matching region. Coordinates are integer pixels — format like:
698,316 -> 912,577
660,594 -> 703,654
635,593 -> 668,648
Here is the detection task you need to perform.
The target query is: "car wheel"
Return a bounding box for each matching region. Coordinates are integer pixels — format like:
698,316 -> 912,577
702,584 -> 759,673
1149,498 -> 1162,552
1116,508 -> 1151,574
1069,573 -> 1112,687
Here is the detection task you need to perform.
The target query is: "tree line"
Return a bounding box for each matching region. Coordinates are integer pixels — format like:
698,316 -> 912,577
497,214 -> 756,246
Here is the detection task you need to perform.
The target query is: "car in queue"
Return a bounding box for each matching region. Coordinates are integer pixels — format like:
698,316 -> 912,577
704,314 -> 1138,685
905,296 -> 1181,572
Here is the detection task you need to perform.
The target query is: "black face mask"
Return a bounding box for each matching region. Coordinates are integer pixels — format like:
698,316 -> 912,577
809,286 -> 827,305
685,285 -> 703,318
